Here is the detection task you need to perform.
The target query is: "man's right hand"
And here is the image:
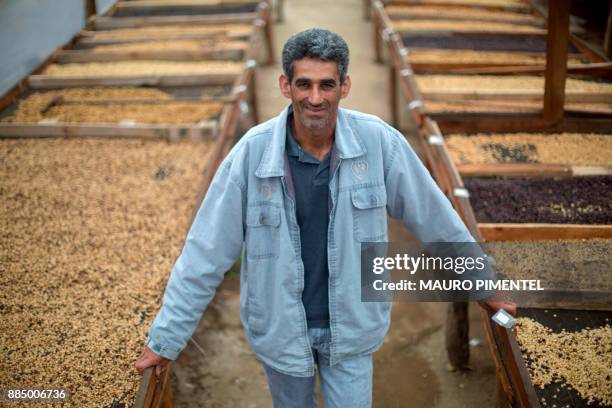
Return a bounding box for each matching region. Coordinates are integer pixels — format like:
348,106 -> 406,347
135,346 -> 170,375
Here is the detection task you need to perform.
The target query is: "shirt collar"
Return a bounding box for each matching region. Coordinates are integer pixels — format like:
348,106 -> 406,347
286,113 -> 326,164
255,104 -> 366,179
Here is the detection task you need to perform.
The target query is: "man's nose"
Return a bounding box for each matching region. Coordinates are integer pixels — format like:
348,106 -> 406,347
308,86 -> 323,105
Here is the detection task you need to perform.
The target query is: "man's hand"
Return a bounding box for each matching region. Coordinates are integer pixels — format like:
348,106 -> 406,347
135,346 -> 170,375
479,298 -> 517,316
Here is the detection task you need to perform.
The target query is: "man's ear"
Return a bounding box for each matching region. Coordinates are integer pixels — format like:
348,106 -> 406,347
279,74 -> 291,99
340,75 -> 351,99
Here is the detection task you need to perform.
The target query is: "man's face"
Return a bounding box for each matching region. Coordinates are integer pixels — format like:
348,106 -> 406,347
279,58 -> 351,130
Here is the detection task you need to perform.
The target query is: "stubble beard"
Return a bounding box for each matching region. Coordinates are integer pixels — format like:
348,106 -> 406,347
297,101 -> 332,130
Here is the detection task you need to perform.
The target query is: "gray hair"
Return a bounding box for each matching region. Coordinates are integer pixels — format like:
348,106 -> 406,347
282,28 -> 350,84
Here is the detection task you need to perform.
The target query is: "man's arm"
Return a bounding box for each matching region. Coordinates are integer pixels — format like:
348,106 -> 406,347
136,159 -> 246,372
383,129 -> 515,315
384,129 -> 471,244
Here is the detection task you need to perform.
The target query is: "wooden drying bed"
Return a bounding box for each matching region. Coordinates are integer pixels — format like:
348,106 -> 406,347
391,19 -> 547,35
1,3 -> 270,402
1,2 -> 271,405
112,0 -> 260,17
370,1 -> 612,133
381,0 -> 530,13
414,75 -> 612,119
400,48 -> 604,76
0,137 -> 216,407
385,4 -> 543,26
0,1 -> 273,142
0,78 -> 249,141
444,132 -> 612,177
371,2 -> 612,405
56,40 -> 249,63
480,306 -> 612,408
28,60 -> 244,89
464,176 -> 612,225
99,0 -> 276,62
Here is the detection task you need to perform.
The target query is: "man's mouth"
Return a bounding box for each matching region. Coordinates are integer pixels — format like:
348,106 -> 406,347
304,106 -> 326,115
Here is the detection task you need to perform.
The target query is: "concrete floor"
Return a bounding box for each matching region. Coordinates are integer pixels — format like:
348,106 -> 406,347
172,0 -> 498,406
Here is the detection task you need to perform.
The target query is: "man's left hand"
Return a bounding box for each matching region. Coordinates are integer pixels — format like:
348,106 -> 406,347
479,298 -> 517,316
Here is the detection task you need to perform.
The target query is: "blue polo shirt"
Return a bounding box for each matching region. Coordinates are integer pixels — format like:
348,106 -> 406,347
286,117 -> 331,328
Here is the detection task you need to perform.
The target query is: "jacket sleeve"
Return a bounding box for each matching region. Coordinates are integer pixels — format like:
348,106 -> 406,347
384,127 -> 474,244
146,159 -> 245,360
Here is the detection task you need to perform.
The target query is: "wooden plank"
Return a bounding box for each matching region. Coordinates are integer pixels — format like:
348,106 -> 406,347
246,69 -> 259,124
457,163 -> 572,177
569,34 -> 607,63
445,302 -> 470,370
261,2 -> 276,65
419,117 -> 482,373
606,2 -> 612,59
386,0 -> 530,13
364,0 -> 371,20
115,0 -> 259,10
389,65 -> 399,128
439,62 -> 612,77
479,308 -> 516,405
55,48 -> 245,63
86,0 -> 97,18
502,325 -> 542,407
517,300 -> 612,311
151,365 -> 172,408
134,367 -> 157,408
396,28 -> 547,36
433,112 -> 547,133
560,116 -> 612,133
28,73 -> 239,88
458,163 -> 612,177
543,0 -> 571,124
190,54 -> 255,221
49,96 -> 234,105
387,11 -> 543,28
0,122 -> 218,140
423,89 -> 612,104
373,4 -> 383,63
77,31 -> 249,46
434,112 -> 612,134
276,0 -> 285,22
478,223 -> 612,241
92,13 -> 258,29
572,166 -> 612,176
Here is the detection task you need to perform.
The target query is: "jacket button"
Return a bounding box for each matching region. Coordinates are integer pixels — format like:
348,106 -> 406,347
370,194 -> 377,205
259,214 -> 266,224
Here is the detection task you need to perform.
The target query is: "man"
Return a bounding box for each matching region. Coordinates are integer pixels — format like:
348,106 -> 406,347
136,28 -> 514,407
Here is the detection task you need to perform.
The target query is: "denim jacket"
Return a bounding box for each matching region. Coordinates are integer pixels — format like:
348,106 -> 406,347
147,105 -> 474,376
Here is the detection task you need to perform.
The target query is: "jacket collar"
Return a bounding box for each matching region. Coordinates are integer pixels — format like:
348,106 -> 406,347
255,104 -> 366,178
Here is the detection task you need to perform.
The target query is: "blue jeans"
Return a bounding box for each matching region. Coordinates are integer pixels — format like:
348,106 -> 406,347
263,328 -> 373,408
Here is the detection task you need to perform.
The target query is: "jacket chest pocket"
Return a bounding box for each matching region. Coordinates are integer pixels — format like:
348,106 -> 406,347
246,204 -> 281,260
351,185 -> 388,242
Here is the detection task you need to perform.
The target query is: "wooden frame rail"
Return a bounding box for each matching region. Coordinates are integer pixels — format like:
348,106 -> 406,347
92,13 -> 259,29
54,47 -> 247,63
457,163 -> 612,177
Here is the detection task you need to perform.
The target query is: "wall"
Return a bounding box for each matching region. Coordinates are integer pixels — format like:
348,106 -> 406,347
0,0 -> 117,98
96,0 -> 116,15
